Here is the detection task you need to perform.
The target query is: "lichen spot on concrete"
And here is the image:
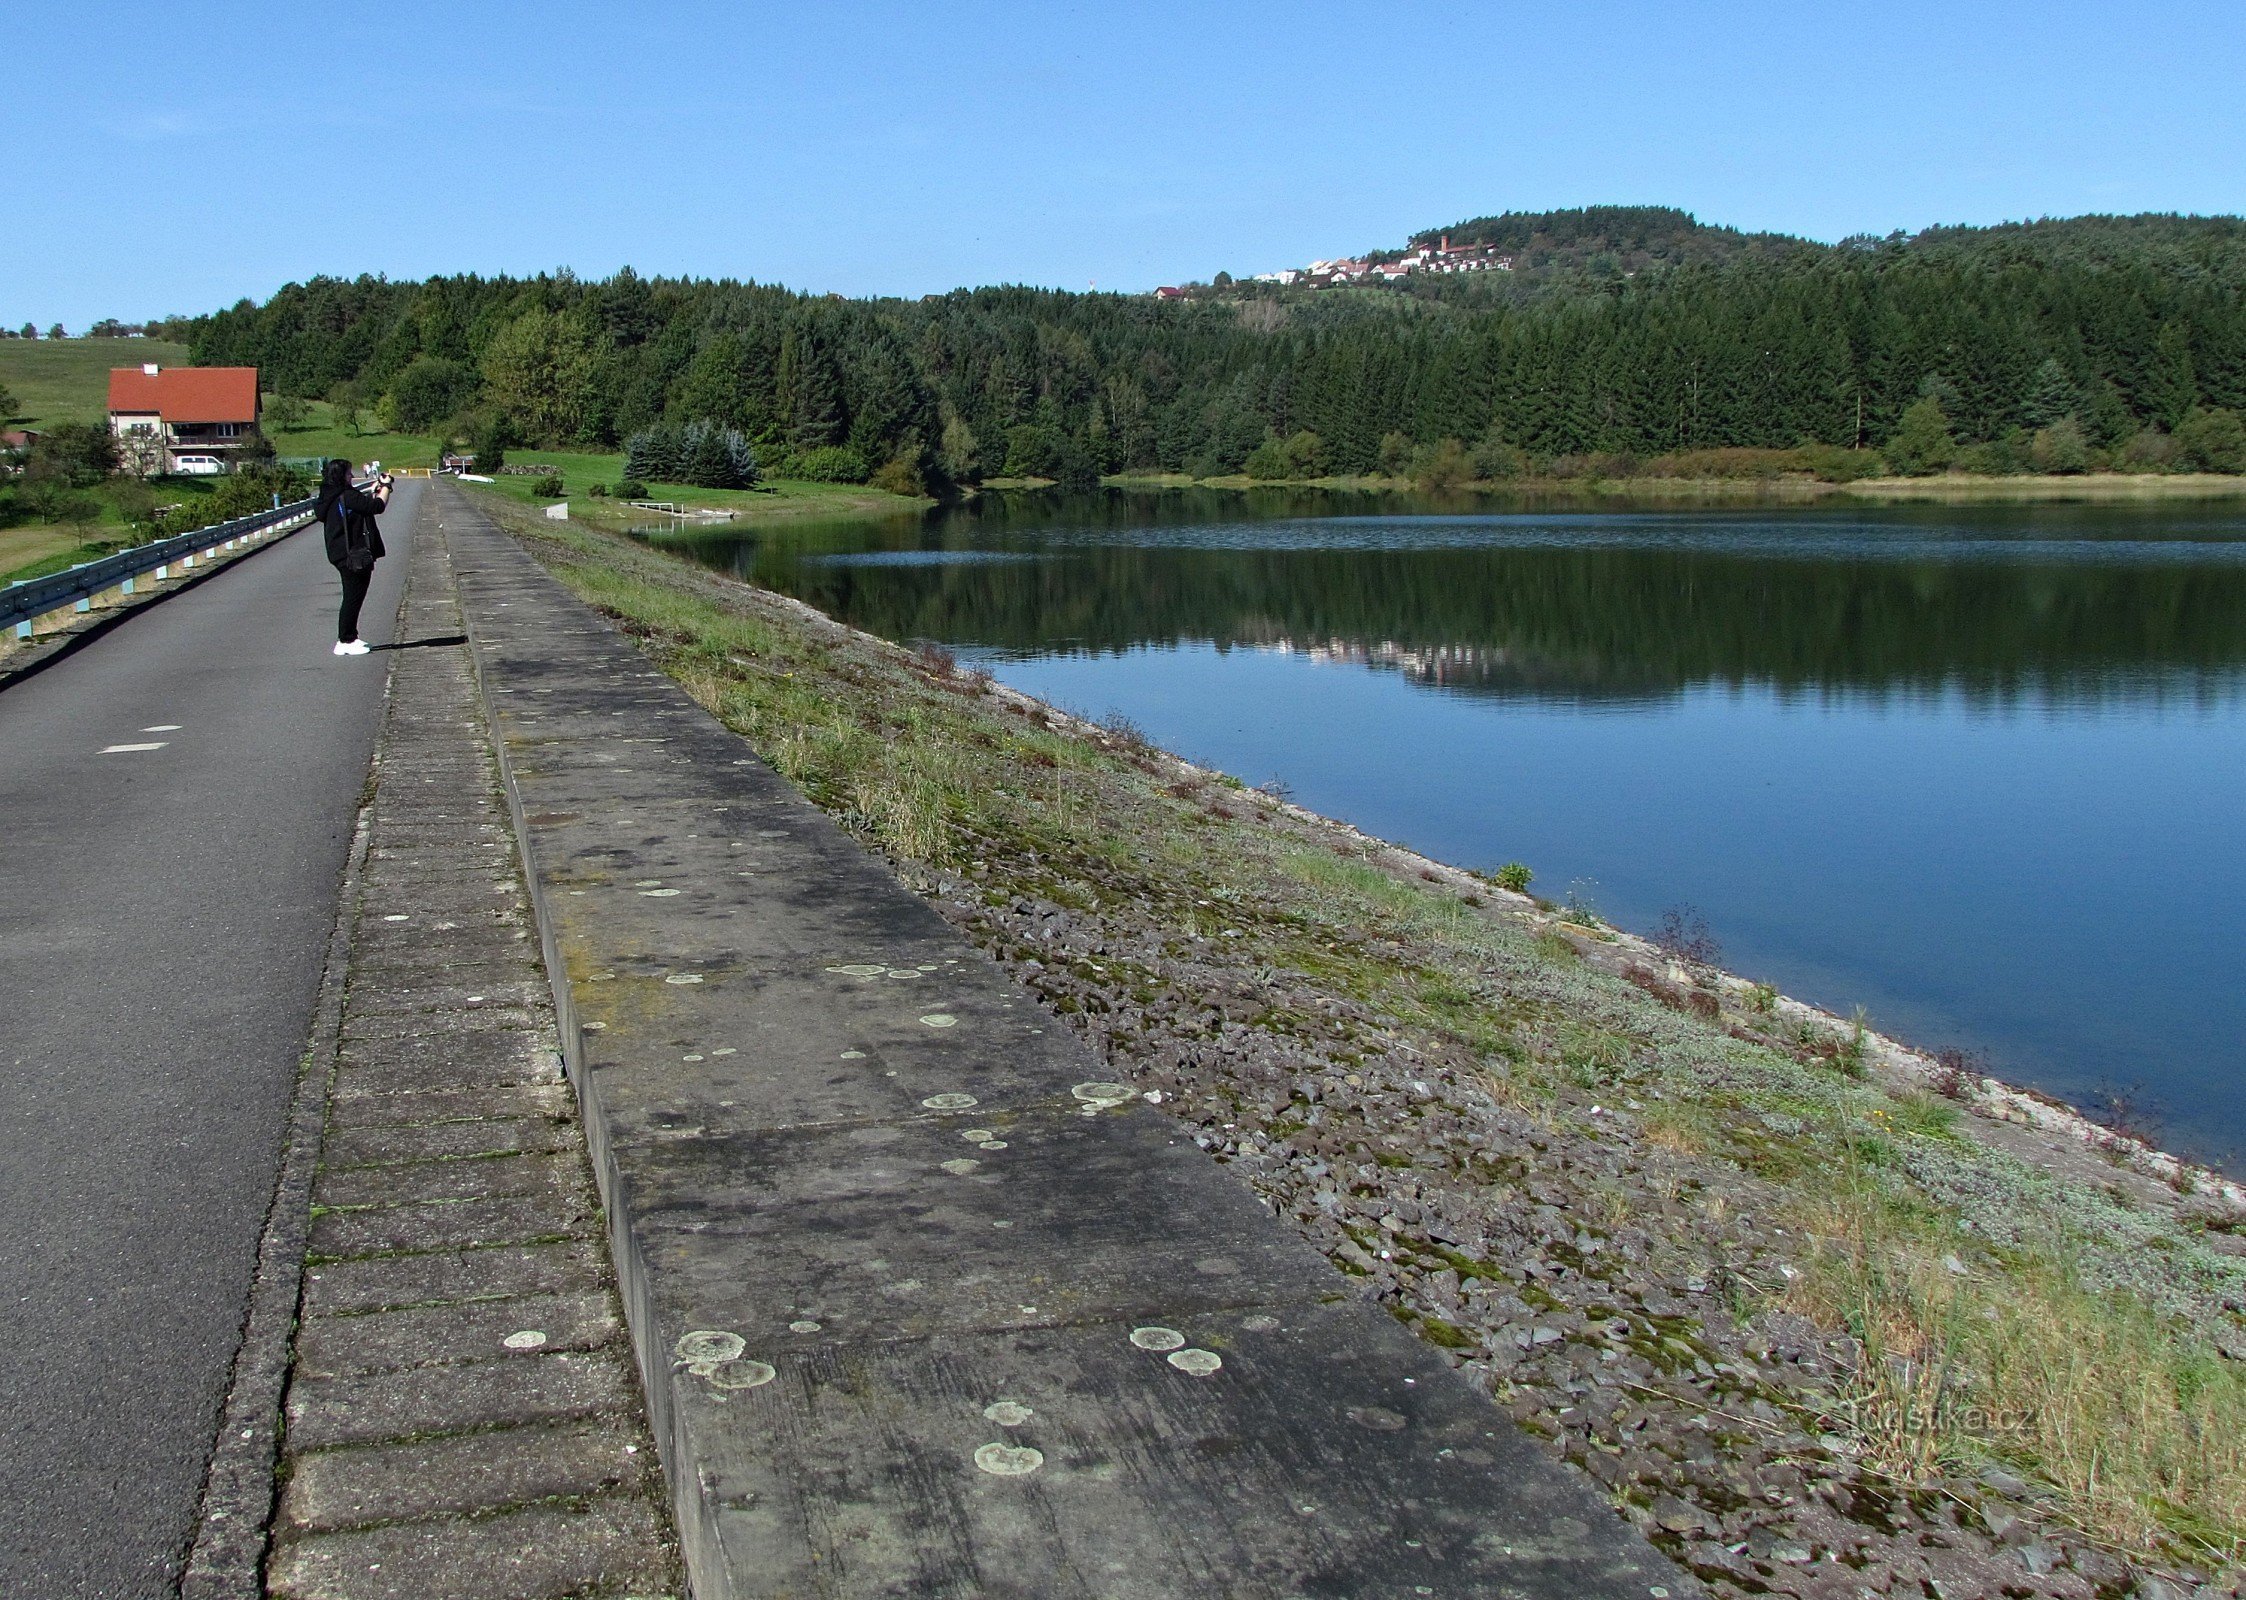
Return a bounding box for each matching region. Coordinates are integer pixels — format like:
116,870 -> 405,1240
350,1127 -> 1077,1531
884,968 -> 920,979
676,1330 -> 745,1368
979,1140 -> 1008,1150
665,973 -> 703,985
1131,1326 -> 1185,1352
634,880 -> 664,888
920,1013 -> 958,1028
708,1359 -> 778,1391
974,1442 -> 1044,1477
1071,1082 -> 1132,1108
984,1401 -> 1034,1427
827,963 -> 886,978
940,1158 -> 981,1176
961,1128 -> 995,1142
683,1053 -> 704,1062
383,914 -> 410,922
922,1092 -> 978,1111
502,1329 -> 547,1350
841,1049 -> 867,1060
789,1319 -> 821,1334
641,888 -> 681,898
1168,1349 -> 1223,1376
1242,1314 -> 1281,1333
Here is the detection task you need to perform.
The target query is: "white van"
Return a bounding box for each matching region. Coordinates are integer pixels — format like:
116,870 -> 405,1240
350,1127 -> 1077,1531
172,454 -> 225,476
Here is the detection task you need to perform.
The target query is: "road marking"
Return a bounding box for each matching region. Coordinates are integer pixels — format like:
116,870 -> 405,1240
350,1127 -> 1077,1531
141,724 -> 182,732
99,742 -> 168,754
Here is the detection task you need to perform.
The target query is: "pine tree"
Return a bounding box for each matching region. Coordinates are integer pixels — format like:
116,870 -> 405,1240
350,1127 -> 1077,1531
2142,323 -> 2198,429
2020,357 -> 2079,429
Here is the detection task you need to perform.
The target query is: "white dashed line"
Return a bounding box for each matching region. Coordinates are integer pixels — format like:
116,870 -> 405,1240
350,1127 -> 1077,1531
99,743 -> 168,754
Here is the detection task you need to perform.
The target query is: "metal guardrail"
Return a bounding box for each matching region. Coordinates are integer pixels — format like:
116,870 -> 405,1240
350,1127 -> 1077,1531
3,497 -> 317,637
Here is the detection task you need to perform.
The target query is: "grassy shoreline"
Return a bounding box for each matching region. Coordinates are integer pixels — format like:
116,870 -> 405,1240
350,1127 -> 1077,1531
471,482 -> 2245,1589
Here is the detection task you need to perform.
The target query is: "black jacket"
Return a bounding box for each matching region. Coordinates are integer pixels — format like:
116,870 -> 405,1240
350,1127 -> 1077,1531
317,485 -> 388,568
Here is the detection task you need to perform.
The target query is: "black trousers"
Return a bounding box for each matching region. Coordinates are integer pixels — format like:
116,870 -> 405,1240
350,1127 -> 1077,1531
336,564 -> 373,643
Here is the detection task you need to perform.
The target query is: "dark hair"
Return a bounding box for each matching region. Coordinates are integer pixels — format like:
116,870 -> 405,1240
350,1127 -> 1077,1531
320,458 -> 352,495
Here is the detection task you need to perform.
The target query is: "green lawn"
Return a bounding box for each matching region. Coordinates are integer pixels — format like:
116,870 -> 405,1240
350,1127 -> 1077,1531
0,476 -> 235,584
473,449 -> 931,522
0,338 -> 193,430
260,398 -> 446,469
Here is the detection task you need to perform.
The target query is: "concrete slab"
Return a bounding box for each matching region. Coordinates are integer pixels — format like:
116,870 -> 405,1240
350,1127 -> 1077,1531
438,487 -> 1693,1600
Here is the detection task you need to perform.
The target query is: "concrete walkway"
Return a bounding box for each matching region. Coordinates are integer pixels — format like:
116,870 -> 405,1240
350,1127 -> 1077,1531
254,508 -> 681,1597
0,487 -> 417,1598
439,483 -> 1695,1600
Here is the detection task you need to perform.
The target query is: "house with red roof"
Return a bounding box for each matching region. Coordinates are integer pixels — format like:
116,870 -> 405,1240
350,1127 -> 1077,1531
108,363 -> 260,474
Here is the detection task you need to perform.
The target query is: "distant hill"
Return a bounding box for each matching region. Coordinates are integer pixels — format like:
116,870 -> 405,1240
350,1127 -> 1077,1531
1400,205 -> 1810,276
1372,205 -> 2246,283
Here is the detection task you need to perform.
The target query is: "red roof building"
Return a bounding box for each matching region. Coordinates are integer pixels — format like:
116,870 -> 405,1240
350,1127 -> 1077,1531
108,364 -> 260,474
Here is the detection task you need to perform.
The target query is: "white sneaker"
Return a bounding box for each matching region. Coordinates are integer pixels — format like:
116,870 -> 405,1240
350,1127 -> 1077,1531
334,638 -> 371,656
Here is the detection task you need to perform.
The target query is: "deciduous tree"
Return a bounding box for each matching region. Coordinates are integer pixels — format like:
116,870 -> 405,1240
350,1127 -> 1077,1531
480,307 -> 597,446
1886,396 -> 1956,474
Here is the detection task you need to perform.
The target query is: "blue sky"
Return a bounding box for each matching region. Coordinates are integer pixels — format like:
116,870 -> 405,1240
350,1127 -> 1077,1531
6,0 -> 2242,327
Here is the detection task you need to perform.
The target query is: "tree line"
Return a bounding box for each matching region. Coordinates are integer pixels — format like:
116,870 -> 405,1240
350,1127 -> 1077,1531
180,209 -> 2246,490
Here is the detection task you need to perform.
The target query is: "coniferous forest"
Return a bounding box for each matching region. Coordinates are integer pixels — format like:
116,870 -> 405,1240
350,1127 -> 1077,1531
182,208 -> 2246,489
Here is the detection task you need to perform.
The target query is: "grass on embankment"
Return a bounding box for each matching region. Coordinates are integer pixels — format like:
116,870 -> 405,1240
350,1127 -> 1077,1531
474,484 -> 2246,1568
0,338 -> 193,430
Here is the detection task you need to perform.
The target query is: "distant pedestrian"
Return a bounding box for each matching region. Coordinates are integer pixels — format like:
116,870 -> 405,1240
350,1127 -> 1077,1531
316,457 -> 392,656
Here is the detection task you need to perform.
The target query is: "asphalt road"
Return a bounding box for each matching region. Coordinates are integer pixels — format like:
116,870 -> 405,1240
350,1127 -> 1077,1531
0,483 -> 420,1597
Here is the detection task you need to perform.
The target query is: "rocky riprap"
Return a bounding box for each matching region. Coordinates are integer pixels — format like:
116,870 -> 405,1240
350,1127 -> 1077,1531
890,795 -> 2237,1600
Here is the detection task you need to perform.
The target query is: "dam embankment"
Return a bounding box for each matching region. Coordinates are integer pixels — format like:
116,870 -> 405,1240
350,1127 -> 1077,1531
467,485 -> 2246,1599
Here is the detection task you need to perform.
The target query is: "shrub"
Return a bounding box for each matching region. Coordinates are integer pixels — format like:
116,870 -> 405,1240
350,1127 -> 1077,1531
1885,396 -> 1956,475
1789,442 -> 1887,482
1491,861 -> 1533,893
1377,431 -> 1415,476
1653,905 -> 1723,967
2118,428 -> 2175,471
531,473 -> 564,498
2175,407 -> 2246,474
1472,434 -> 1529,479
794,445 -> 869,483
2029,417 -> 2090,474
1411,438 -> 1474,492
586,481 -> 608,498
870,451 -> 927,497
614,478 -> 648,500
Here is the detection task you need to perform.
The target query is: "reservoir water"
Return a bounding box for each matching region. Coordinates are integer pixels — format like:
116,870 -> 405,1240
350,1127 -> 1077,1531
644,489 -> 2246,1170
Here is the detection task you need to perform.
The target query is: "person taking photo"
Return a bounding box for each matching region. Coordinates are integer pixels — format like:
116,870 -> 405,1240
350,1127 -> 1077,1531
316,457 -> 392,656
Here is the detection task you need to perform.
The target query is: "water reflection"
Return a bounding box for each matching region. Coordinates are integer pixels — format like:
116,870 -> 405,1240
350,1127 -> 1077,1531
651,491 -> 2246,712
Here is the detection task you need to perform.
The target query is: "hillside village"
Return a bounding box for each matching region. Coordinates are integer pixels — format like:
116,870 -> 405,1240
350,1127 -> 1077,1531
1157,233 -> 1515,298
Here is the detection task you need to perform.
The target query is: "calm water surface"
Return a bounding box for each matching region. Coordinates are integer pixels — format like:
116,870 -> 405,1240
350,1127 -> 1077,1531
646,489 -> 2246,1169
